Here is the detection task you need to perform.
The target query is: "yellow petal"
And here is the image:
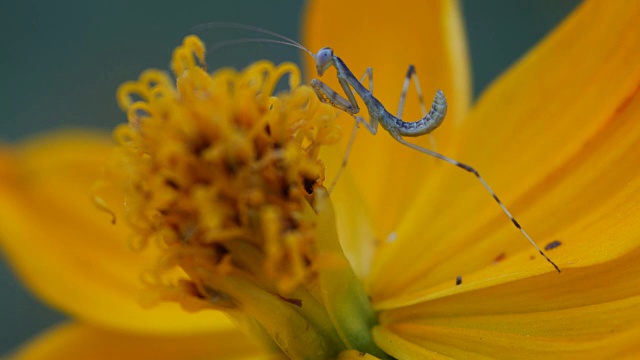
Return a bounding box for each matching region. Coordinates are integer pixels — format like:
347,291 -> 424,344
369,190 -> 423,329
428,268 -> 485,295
331,173 -> 377,280
0,131 -> 232,333
368,0 -> 640,300
374,322 -> 640,359
12,322 -> 276,360
374,247 -> 640,358
303,0 -> 471,238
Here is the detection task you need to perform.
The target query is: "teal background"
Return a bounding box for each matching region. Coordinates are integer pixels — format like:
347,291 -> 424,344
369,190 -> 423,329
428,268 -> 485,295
0,0 -> 580,354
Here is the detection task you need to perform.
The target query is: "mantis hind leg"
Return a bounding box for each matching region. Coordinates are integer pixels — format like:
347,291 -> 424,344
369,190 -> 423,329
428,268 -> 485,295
396,65 -> 438,151
390,132 -> 561,273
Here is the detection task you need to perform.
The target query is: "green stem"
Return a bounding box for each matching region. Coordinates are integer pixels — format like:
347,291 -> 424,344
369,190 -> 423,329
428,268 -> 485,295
313,190 -> 389,358
213,273 -> 343,359
224,239 -> 344,348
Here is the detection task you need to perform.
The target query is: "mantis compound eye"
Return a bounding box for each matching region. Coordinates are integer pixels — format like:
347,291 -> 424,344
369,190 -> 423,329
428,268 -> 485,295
315,47 -> 334,69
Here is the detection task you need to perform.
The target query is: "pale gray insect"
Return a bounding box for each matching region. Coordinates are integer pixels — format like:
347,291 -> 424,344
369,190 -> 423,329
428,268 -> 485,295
194,22 -> 561,273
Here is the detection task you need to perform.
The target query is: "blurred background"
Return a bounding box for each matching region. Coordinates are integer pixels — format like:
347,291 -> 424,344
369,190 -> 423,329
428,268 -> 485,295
0,0 -> 580,353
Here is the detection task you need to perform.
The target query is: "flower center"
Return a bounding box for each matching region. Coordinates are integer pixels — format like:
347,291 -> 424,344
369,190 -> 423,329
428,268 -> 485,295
107,36 -> 387,359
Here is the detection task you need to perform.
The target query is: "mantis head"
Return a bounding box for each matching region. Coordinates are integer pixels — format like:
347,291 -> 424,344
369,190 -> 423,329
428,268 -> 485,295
315,47 -> 335,76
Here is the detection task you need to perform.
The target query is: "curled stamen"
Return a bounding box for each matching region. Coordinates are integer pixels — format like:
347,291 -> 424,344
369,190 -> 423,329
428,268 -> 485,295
171,35 -> 207,75
116,81 -> 150,111
263,62 -> 302,97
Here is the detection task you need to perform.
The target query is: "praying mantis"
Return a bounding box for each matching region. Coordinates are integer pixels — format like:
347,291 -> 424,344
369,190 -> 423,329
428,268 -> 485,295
195,22 -> 561,273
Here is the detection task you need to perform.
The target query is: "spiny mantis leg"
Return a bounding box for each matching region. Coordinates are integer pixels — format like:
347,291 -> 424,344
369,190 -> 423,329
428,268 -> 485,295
314,68 -> 374,192
390,131 -> 561,273
397,64 -> 438,152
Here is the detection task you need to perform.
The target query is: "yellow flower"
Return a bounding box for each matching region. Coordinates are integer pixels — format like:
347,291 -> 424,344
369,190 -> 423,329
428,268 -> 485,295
2,0 -> 640,359
305,0 -> 640,358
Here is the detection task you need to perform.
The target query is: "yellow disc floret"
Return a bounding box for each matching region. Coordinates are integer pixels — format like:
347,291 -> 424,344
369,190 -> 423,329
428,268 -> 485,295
107,35 -> 386,359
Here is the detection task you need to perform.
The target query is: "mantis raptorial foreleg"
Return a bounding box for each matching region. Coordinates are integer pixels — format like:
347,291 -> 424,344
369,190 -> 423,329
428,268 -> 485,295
315,68 -> 375,192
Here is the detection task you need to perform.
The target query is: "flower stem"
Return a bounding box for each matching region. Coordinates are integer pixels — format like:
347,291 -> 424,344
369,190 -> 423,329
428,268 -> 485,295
213,273 -> 343,359
314,189 -> 389,358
